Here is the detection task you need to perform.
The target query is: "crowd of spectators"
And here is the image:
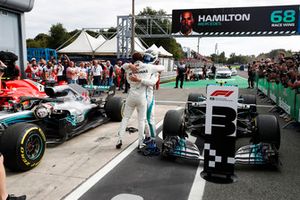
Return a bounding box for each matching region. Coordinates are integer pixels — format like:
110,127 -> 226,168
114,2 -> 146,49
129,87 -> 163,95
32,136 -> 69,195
250,53 -> 300,122
24,54 -> 128,91
251,53 -> 300,90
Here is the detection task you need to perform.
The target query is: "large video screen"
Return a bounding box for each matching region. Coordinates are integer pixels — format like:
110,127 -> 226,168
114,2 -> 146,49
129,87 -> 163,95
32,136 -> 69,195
172,5 -> 300,37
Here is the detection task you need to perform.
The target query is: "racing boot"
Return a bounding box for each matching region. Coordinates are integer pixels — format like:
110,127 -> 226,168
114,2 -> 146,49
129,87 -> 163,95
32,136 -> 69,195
140,138 -> 160,156
6,194 -> 26,200
116,139 -> 122,149
137,143 -> 146,152
143,136 -> 151,145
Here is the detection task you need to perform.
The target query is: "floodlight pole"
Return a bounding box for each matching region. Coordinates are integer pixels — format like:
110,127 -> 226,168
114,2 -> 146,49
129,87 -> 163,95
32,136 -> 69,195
197,37 -> 200,54
131,0 -> 135,55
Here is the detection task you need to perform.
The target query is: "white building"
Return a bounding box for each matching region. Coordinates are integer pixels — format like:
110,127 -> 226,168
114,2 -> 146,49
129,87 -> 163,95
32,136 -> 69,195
0,0 -> 35,75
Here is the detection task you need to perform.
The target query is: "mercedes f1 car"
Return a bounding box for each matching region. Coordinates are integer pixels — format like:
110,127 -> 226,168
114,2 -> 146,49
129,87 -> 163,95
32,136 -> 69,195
0,84 -> 124,171
161,92 -> 280,166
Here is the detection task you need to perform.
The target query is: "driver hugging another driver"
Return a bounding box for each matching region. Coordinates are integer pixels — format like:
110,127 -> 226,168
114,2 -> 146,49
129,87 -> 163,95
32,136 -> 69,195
116,51 -> 164,152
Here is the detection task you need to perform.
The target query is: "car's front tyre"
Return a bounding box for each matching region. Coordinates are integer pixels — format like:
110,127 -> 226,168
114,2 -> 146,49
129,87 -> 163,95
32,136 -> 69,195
0,123 -> 46,171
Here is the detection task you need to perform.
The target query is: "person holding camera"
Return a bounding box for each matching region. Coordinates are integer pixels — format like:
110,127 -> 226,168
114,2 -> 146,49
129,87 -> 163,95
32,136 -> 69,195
0,52 -> 20,81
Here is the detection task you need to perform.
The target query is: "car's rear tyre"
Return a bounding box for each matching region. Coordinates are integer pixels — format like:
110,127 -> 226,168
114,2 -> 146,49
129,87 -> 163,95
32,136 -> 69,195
256,114 -> 280,149
241,94 -> 257,112
162,109 -> 184,139
187,93 -> 205,102
187,93 -> 205,111
241,94 -> 256,105
0,123 -> 46,171
105,96 -> 124,121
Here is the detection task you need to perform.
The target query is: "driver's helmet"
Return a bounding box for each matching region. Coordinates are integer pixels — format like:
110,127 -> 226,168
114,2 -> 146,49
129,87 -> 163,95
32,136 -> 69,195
143,50 -> 158,64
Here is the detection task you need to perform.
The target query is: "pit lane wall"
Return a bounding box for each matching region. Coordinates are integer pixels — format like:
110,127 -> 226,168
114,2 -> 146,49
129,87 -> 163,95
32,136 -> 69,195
256,77 -> 300,123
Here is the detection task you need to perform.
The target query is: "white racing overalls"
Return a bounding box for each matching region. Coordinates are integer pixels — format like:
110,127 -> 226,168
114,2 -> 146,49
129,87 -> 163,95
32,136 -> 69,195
117,61 -> 164,148
141,73 -> 159,140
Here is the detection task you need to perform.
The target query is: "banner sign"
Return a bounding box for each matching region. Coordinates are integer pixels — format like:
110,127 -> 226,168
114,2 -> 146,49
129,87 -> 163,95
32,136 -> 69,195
278,84 -> 295,116
203,85 -> 238,179
172,5 -> 300,37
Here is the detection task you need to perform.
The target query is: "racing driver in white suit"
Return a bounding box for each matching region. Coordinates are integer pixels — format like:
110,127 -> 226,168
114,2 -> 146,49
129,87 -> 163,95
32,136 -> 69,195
116,52 -> 164,149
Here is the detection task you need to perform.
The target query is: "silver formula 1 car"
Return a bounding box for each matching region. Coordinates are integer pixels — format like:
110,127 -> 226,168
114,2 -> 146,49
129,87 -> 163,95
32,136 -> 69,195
0,84 -> 124,171
161,92 -> 280,166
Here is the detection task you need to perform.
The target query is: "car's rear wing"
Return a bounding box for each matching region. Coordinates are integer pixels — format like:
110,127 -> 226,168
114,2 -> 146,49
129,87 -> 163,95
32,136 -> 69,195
83,85 -> 116,98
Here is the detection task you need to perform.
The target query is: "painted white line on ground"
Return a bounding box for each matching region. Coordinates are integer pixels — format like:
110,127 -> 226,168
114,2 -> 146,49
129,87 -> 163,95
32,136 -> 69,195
64,121 -> 164,200
188,162 -> 206,200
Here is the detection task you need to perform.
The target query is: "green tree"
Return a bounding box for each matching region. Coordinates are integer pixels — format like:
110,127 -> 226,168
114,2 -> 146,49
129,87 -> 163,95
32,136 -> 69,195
101,27 -> 117,39
210,51 -> 226,63
227,53 -> 250,64
136,7 -> 183,60
48,23 -> 69,49
26,33 -> 50,48
218,52 -> 226,63
34,33 -> 50,47
136,7 -> 170,35
26,39 -> 41,48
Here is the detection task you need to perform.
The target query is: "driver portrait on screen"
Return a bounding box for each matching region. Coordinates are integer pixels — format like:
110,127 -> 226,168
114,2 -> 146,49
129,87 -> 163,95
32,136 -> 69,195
175,11 -> 199,36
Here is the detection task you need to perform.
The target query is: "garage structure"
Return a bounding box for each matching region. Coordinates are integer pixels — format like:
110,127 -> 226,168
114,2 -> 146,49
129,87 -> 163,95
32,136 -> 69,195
0,0 -> 35,76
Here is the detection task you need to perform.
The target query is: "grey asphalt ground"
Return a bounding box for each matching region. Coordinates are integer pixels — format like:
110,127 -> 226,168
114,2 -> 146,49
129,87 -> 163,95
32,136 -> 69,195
78,72 -> 300,200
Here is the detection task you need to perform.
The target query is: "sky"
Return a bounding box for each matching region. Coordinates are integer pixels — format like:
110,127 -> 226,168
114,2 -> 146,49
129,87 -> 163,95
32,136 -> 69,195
25,0 -> 300,57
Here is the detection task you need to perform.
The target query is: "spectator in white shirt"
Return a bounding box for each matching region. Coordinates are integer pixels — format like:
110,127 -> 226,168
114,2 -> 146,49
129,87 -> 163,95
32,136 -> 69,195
78,62 -> 88,85
92,60 -> 102,86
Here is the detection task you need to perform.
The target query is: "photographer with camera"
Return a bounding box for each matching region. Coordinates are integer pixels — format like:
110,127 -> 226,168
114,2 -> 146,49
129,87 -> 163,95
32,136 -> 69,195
0,52 -> 20,81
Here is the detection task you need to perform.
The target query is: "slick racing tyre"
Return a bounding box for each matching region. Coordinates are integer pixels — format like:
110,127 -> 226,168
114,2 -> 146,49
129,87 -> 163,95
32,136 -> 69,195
0,123 -> 46,171
240,94 -> 257,112
256,114 -> 280,150
187,93 -> 205,103
162,109 -> 184,139
187,93 -> 205,111
105,96 -> 124,122
186,93 -> 206,136
240,94 -> 256,104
